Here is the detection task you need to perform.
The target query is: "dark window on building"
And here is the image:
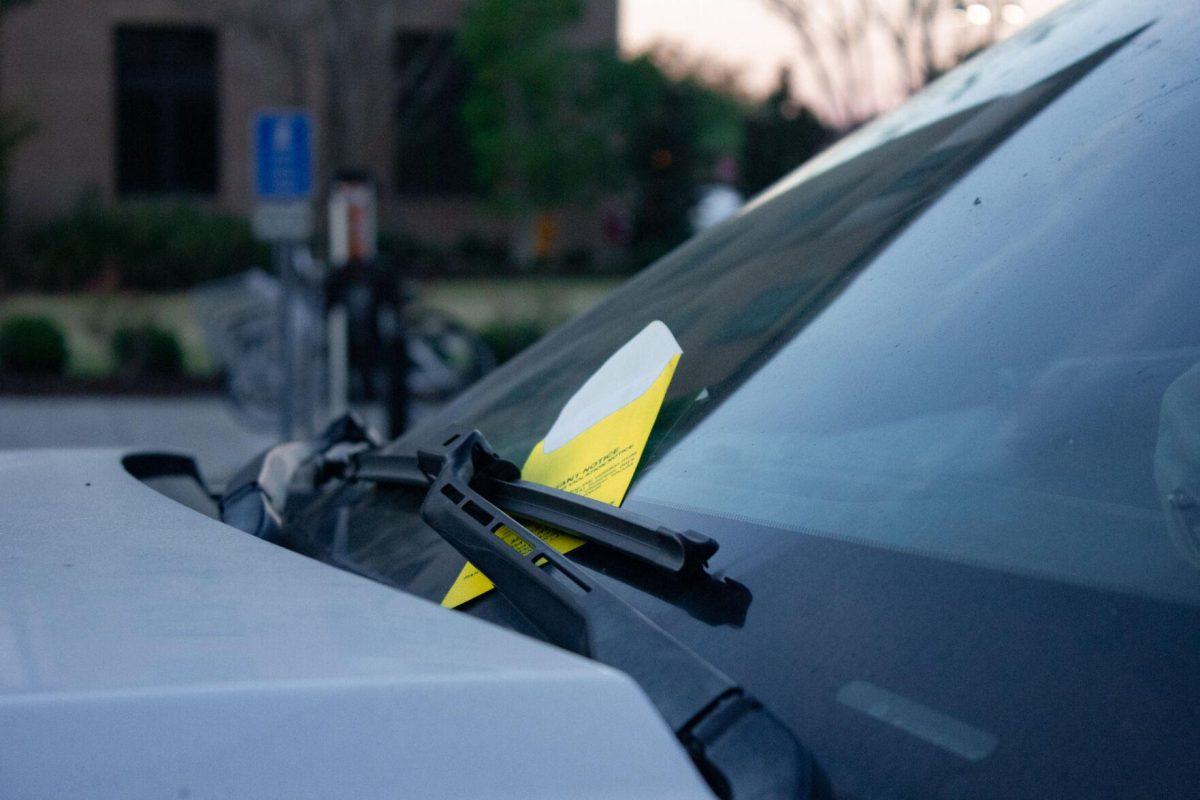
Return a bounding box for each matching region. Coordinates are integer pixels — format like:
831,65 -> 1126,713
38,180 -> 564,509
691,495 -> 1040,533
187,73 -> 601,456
394,31 -> 477,196
115,26 -> 218,196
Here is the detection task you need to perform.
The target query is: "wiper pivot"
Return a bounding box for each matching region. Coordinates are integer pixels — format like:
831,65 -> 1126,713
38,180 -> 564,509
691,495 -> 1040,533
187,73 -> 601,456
475,474 -> 717,575
222,414 -> 378,541
346,429 -> 718,578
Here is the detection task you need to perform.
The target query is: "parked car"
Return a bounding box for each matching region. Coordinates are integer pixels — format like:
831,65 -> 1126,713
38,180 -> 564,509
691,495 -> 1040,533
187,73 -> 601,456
4,0 -> 1198,797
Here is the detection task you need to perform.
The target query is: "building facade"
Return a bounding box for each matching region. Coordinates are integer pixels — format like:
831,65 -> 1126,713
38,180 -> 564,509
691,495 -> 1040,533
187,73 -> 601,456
0,0 -> 618,253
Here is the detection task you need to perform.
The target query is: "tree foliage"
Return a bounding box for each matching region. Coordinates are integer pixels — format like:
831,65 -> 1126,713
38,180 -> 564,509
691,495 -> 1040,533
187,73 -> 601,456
619,53 -> 747,265
458,0 -> 752,264
23,195 -> 267,291
458,0 -> 625,215
742,68 -> 831,195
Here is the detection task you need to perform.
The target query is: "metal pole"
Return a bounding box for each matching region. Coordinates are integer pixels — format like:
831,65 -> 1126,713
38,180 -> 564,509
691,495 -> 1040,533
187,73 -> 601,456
387,284 -> 409,438
276,242 -> 295,441
327,304 -> 348,418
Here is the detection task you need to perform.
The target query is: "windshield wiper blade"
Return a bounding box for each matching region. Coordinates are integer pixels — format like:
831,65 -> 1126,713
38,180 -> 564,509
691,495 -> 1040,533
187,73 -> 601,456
474,474 -> 718,575
413,429 -> 819,799
345,433 -> 718,577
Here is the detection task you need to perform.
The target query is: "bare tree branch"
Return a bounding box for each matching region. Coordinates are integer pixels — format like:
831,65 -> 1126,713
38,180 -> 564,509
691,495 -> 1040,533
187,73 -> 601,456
178,0 -> 414,174
762,0 -> 1008,127
761,0 -> 848,123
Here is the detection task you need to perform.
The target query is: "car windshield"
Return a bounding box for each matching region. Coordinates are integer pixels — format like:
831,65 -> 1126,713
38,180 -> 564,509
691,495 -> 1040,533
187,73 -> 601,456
415,0 -> 1200,608
318,2 -> 1200,797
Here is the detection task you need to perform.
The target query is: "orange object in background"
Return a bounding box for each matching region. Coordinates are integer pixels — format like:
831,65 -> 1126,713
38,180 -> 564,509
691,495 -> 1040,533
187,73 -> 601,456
534,212 -> 559,261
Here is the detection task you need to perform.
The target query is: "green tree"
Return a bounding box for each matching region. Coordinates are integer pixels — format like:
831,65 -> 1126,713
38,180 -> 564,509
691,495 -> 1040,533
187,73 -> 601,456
458,0 -> 626,261
457,0 -> 751,269
741,67 -> 831,195
620,54 -> 746,267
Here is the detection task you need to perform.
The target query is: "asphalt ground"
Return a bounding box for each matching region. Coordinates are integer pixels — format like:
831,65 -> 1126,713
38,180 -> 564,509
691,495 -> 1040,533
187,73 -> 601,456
0,396 -> 279,484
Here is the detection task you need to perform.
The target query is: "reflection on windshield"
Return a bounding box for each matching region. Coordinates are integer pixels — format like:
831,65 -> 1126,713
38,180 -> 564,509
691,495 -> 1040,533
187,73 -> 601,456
406,26 -> 1198,603
413,29 -> 1141,460
623,27 -> 1200,606
1154,363 -> 1200,570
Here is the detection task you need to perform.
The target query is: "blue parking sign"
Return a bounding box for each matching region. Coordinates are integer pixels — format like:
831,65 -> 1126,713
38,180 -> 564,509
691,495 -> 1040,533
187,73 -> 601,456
254,111 -> 313,199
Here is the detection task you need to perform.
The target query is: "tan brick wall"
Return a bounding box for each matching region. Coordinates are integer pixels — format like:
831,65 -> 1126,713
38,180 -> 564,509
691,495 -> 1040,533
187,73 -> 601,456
4,0 -> 116,219
1,0 -> 617,256
0,0 -> 304,222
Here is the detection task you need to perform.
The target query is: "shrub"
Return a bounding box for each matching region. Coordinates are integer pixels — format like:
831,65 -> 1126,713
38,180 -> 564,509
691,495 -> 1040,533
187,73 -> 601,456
558,246 -> 595,275
0,315 -> 69,375
22,195 -> 117,290
378,231 -> 450,278
25,197 -> 270,291
455,233 -> 511,273
112,325 -> 184,377
478,320 -> 543,364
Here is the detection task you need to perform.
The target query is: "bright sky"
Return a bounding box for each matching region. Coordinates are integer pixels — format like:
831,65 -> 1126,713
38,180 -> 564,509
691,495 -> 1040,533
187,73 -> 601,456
619,0 -> 807,95
619,0 -> 1066,121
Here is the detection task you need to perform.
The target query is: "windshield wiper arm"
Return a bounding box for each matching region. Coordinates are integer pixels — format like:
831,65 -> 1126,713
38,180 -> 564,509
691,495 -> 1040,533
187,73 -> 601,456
411,429 -> 819,799
222,414 -> 378,542
345,433 -> 718,577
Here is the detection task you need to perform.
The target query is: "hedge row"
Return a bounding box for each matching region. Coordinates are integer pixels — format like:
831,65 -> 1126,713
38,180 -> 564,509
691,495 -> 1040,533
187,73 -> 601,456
0,315 -> 182,377
13,203 -> 625,292
17,197 -> 269,291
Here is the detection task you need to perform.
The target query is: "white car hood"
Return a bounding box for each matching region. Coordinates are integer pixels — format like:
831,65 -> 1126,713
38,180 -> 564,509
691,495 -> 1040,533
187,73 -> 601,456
0,448 -> 711,799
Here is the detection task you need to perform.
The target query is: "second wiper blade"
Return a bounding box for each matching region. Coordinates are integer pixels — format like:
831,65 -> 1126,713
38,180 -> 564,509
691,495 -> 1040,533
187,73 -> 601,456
345,431 -> 719,578
474,476 -> 717,575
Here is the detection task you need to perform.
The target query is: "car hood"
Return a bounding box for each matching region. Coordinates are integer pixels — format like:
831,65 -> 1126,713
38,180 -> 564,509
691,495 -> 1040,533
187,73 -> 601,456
0,448 -> 710,799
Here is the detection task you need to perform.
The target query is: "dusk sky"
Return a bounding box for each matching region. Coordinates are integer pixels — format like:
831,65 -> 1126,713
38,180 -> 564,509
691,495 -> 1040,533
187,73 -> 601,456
619,0 -> 1066,121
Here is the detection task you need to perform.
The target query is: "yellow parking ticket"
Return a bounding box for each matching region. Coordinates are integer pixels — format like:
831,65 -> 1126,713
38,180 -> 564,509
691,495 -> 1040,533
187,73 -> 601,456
441,320 -> 682,608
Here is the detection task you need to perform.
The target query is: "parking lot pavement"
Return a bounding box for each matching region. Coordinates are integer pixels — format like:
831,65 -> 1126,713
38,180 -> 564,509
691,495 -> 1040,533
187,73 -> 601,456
0,395 -> 429,485
0,396 -> 279,484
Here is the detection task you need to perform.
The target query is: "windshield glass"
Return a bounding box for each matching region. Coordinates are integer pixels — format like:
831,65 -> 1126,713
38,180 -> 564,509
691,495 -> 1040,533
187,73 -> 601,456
411,0 -> 1200,606
333,2 -> 1200,797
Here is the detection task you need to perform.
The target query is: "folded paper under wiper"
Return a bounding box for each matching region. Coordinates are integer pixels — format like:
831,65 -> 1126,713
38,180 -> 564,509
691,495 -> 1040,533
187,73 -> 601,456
347,433 -> 719,577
